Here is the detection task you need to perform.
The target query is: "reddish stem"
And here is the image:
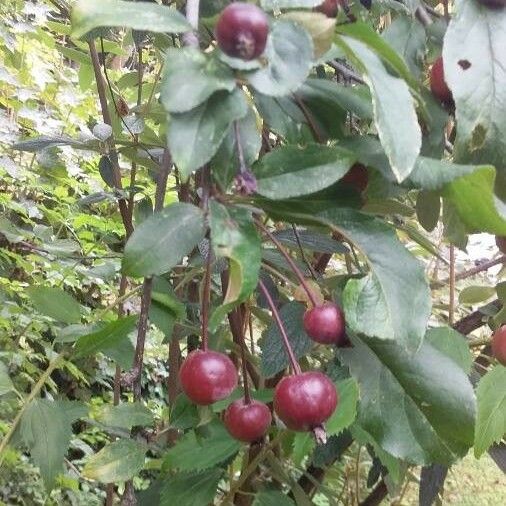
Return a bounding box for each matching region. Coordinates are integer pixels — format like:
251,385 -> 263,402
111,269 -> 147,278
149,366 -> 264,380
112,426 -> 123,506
258,280 -> 301,375
201,241 -> 212,351
257,221 -> 319,308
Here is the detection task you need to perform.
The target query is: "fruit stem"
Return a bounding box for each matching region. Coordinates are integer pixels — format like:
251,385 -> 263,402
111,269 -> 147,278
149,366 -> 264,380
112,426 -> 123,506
256,221 -> 319,308
258,280 -> 302,375
201,239 -> 212,352
240,315 -> 252,403
291,224 -> 318,281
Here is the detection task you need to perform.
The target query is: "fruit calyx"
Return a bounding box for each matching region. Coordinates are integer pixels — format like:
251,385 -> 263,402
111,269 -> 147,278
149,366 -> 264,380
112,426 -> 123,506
303,301 -> 346,345
215,3 -> 269,61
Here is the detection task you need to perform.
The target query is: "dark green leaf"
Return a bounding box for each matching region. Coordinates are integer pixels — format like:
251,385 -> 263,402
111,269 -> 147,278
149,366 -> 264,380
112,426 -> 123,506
161,48 -> 236,113
273,228 -> 348,254
98,155 -> 115,188
416,190 -> 440,232
253,491 -> 296,506
71,0 -> 190,39
83,439 -> 146,483
443,0 -> 506,170
123,203 -> 206,277
163,422 -> 241,471
260,302 -> 313,377
209,201 -> 261,330
167,89 -> 248,180
74,315 -> 137,369
160,469 -> 223,506
255,144 -> 355,199
26,286 -> 82,324
341,336 -> 476,465
0,362 -> 14,396
247,20 -> 313,97
474,365 -> 506,457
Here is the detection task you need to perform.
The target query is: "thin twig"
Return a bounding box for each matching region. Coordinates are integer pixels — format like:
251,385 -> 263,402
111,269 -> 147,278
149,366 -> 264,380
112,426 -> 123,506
183,0 -> 201,48
437,256 -> 506,285
201,239 -> 213,351
293,94 -> 324,144
258,280 -> 301,374
291,224 -> 318,281
256,221 -> 319,308
328,61 -> 364,84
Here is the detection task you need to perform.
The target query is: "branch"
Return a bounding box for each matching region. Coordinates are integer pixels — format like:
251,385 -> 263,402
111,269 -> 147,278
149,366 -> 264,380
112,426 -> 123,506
183,0 -> 201,48
292,94 -> 325,144
88,40 -> 133,237
328,60 -> 364,84
452,299 -> 502,335
437,255 -> 506,285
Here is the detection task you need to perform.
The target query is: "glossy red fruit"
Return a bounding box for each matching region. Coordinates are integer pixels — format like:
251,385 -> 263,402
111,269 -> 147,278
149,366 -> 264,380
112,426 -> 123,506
224,398 -> 272,442
315,0 -> 339,17
215,2 -> 269,61
341,163 -> 368,193
476,0 -> 505,8
303,301 -> 346,345
430,57 -> 452,105
179,349 -> 238,405
496,236 -> 506,254
274,372 -> 338,431
492,325 -> 506,366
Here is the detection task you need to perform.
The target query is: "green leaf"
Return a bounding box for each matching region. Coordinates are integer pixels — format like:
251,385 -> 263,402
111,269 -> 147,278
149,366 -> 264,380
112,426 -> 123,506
83,439 -> 146,483
382,15 -> 426,79
474,366 -> 506,457
209,201 -> 261,330
163,422 -> 241,472
292,432 -> 315,466
247,20 -> 313,97
341,336 -> 476,465
170,394 -> 199,430
161,48 -> 236,114
212,107 -> 262,190
74,315 -> 137,369
425,327 -> 473,374
96,402 -> 154,430
160,469 -> 223,506
326,378 -> 359,436
255,144 -> 355,199
123,203 -> 206,277
335,36 -> 421,182
0,362 -> 14,396
416,190 -> 440,232
273,228 -> 348,254
443,0 -> 506,170
337,21 -> 419,90
71,0 -> 190,39
20,399 -> 75,490
167,89 -> 248,181
459,285 -> 496,305
253,491 -> 296,506
260,302 -> 313,377
443,167 -> 506,235
26,286 -> 82,324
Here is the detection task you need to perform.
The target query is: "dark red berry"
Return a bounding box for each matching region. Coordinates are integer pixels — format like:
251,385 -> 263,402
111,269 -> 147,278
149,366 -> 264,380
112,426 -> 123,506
430,57 -> 452,105
315,0 -> 339,17
303,301 -> 346,345
496,236 -> 506,254
224,398 -> 272,442
215,2 -> 269,61
476,0 -> 505,8
179,349 -> 238,405
274,372 -> 338,431
492,325 -> 506,366
341,163 -> 368,193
